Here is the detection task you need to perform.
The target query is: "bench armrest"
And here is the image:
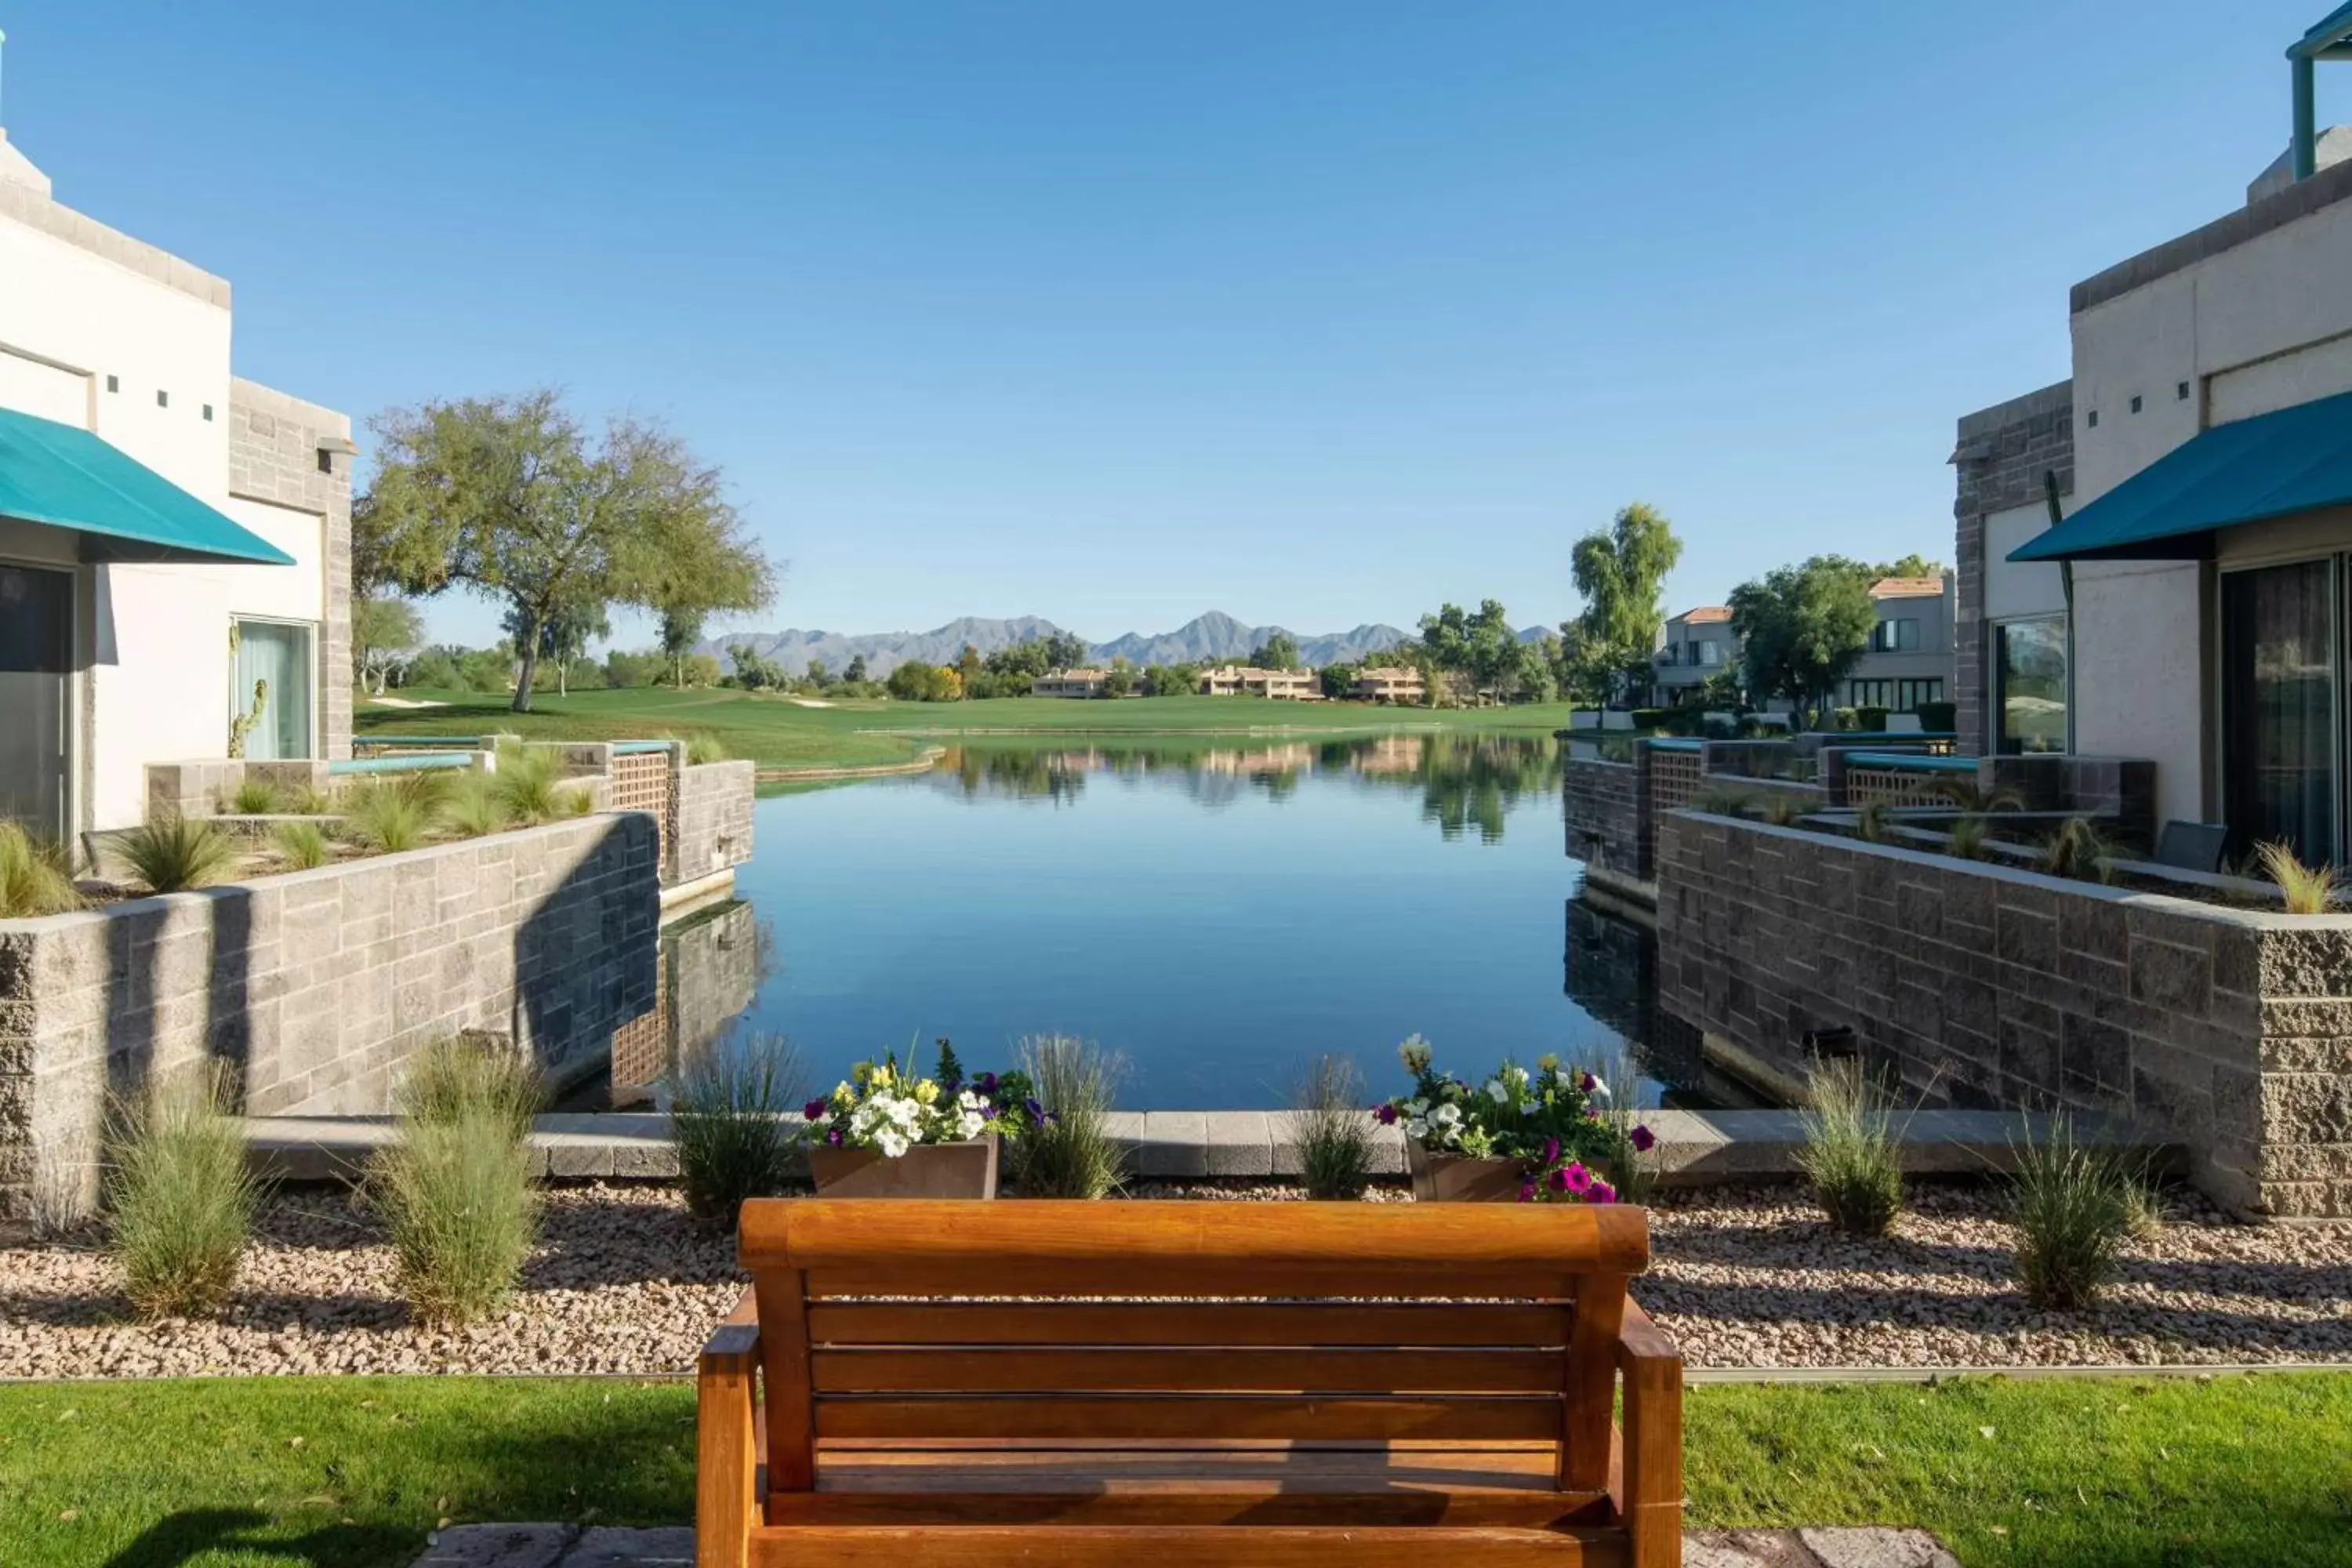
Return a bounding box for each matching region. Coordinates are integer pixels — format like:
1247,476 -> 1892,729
697,1299 -> 763,1568
1613,1298 -> 1682,1568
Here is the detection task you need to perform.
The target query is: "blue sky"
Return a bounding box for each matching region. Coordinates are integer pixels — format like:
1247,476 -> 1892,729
5,2 -> 2347,649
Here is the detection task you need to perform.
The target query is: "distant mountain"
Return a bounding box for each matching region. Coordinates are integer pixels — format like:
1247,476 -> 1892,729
703,612 -> 1417,677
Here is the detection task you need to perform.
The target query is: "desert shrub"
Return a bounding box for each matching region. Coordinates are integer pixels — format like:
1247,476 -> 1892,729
493,746 -> 589,826
1292,1054 -> 1375,1201
670,1033 -> 804,1229
285,785 -> 334,815
1853,800 -> 1897,844
230,779 -> 281,814
270,819 -> 329,869
1792,1054 -> 1904,1236
684,732 -> 728,766
0,822 -> 80,916
2040,816 -> 2117,883
1759,793 -> 1806,827
2006,1112 -> 2139,1311
396,1036 -> 543,1144
1014,1035 -> 1125,1199
1944,815 -> 1991,861
442,772 -> 510,839
1911,701 -> 1958,732
341,779 -> 431,854
2256,840 -> 2336,914
1627,708 -> 1668,731
387,767 -> 460,815
374,1042 -> 540,1326
105,1063 -> 264,1319
1854,706 -> 1892,731
118,813 -> 238,892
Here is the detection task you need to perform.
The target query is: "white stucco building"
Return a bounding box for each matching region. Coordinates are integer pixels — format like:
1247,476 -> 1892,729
0,128 -> 353,840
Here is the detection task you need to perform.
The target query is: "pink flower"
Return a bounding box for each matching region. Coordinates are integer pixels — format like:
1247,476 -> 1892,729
1562,1162 -> 1593,1196
1540,1137 -> 1560,1167
1548,1166 -> 1571,1193
1589,1178 -> 1618,1203
1630,1124 -> 1657,1152
1518,1180 -> 1537,1203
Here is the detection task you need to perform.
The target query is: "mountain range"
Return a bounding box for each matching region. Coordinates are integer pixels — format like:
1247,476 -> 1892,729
701,612 -> 1425,678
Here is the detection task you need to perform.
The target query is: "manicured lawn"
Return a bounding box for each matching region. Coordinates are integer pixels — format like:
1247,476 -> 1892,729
3,1373 -> 2346,1566
354,688 -> 1581,773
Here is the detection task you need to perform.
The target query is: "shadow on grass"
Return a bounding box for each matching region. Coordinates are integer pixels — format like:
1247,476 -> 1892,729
101,1510 -> 411,1568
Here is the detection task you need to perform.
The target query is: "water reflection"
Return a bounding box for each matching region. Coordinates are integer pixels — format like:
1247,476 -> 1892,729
594,734 -> 1710,1109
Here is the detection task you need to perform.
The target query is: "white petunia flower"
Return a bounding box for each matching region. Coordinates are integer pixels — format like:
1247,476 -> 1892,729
1405,1117 -> 1429,1139
876,1129 -> 909,1158
1432,1103 -> 1462,1127
1484,1080 -> 1508,1105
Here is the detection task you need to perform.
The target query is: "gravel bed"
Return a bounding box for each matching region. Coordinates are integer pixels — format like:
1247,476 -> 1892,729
2,1180 -> 2345,1379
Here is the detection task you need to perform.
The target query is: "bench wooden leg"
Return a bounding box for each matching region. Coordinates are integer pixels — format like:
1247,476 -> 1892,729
1616,1301 -> 1683,1568
698,1320 -> 762,1568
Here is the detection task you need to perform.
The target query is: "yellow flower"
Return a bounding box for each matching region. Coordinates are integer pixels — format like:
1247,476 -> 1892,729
851,1060 -> 874,1086
914,1079 -> 940,1105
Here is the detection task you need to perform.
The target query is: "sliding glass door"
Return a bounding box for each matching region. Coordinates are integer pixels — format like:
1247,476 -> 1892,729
0,564 -> 71,840
2220,561 -> 2338,863
232,619 -> 315,760
1993,617 -> 2067,755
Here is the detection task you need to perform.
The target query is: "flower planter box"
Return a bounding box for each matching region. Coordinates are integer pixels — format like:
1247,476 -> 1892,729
808,1137 -> 1000,1199
1405,1139 -> 1525,1203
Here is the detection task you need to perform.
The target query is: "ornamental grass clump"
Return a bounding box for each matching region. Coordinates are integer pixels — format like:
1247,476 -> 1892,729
230,779 -> 282,815
1792,1054 -> 1906,1236
1013,1035 -> 1125,1199
441,771 -> 509,839
105,1063 -> 264,1319
1944,814 -> 1991,862
1379,1037 -> 1647,1205
341,779 -> 431,854
270,819 -> 329,869
670,1032 -> 804,1230
2040,816 -> 2118,884
1291,1054 -> 1374,1201
372,1042 -> 542,1327
684,731 -> 728,765
396,1036 -> 543,1144
492,746 -> 590,827
0,822 -> 79,917
2256,840 -> 2337,914
117,812 -> 239,892
2005,1111 -> 2140,1311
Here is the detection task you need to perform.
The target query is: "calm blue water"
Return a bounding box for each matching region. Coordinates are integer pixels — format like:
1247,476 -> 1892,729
641,735 -> 1680,1109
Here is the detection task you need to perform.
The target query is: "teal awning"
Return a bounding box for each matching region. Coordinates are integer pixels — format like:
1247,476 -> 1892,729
2009,387 -> 2352,563
0,405 -> 296,566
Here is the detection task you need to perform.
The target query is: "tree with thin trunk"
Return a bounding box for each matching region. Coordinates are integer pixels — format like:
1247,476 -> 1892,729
353,595 -> 423,695
1568,503 -> 1683,703
358,390 -> 775,713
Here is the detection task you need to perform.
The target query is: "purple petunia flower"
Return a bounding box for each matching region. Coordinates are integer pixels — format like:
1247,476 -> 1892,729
1541,1136 -> 1560,1167
1630,1123 -> 1657,1152
1024,1097 -> 1047,1124
803,1099 -> 828,1122
976,1072 -> 999,1094
1548,1166 -> 1571,1192
1374,1103 -> 1399,1125
825,1126 -> 845,1146
1589,1178 -> 1617,1204
1518,1180 -> 1537,1203
1562,1161 -> 1593,1196
1579,1072 -> 1600,1094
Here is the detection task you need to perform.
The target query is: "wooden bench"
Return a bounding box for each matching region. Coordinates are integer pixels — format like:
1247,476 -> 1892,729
696,1199 -> 1682,1566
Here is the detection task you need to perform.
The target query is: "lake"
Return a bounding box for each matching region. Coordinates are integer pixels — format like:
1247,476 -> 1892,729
600,733 -> 1719,1110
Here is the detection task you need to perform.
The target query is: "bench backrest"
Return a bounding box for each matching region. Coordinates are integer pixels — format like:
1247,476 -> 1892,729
739,1199 -> 1650,1495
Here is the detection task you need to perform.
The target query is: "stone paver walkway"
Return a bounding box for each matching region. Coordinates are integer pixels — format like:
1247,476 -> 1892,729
415,1523 -> 1961,1566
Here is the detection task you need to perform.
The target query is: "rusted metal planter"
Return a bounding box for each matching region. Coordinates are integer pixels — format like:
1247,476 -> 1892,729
1405,1139 -> 1526,1203
808,1136 -> 1000,1199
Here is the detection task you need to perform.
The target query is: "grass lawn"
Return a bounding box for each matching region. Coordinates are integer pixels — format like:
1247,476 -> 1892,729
4,1373 -> 2347,1566
354,688 -> 1581,773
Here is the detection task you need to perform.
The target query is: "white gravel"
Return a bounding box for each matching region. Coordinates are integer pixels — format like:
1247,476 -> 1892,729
2,1180 -> 2344,1379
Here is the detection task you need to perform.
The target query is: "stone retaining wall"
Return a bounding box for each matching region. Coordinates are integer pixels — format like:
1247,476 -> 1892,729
1656,809 -> 2352,1217
675,760 -> 757,884
0,813 -> 660,1232
1563,753 -> 1645,884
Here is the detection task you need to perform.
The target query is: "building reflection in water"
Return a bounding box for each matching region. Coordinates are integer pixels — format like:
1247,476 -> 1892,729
608,898 -> 769,1109
1563,891 -> 1751,1108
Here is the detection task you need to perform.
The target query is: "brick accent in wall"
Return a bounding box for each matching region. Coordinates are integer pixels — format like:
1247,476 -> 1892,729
227,378 -> 355,763
1655,809 -> 2352,1218
1951,381 -> 2073,757
1563,756 -> 1646,885
0,813 -> 659,1232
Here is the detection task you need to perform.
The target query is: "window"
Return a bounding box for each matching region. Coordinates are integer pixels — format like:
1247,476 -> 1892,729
104,374 -> 118,394
1897,678 -> 1944,709
1994,617 -> 2067,756
230,619 -> 317,761
2088,409 -> 2100,428
202,404 -> 214,422
2177,382 -> 2192,401
156,390 -> 169,408
2130,394 -> 2143,414
1872,618 -> 1920,652
1848,679 -> 1893,708
2220,561 -> 2336,864
317,448 -> 335,475
1697,640 -> 1722,667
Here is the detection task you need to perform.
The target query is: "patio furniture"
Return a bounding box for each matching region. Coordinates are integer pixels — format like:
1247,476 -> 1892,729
2154,819 -> 2231,874
697,1199 -> 1683,1566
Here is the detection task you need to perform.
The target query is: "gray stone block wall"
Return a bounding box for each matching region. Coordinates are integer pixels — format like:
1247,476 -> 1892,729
1654,809 -> 2352,1217
674,761 -> 756,884
0,813 -> 659,1232
1952,381 -> 2073,757
1563,755 -> 1644,884
227,379 -> 354,764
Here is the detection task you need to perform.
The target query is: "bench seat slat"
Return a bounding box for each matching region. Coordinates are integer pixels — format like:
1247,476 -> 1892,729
805,1268 -> 1575,1300
811,1348 -> 1566,1395
815,1396 -> 1564,1443
805,1302 -> 1571,1347
746,1523 -> 1630,1566
769,1490 -> 1613,1526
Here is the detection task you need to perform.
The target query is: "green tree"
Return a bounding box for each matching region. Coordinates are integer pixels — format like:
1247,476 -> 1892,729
1569,503 -> 1684,702
1101,656 -> 1138,699
1418,601 -> 1519,703
353,595 -> 423,695
1042,631 -> 1089,672
727,642 -> 786,691
886,660 -> 962,702
1319,660 -> 1360,699
843,654 -> 869,684
957,643 -> 984,692
658,610 -> 705,691
604,648 -> 665,688
358,390 -> 772,713
1145,662 -> 1198,697
1249,632 -> 1301,670
1727,556 -> 1879,728
503,598 -> 608,698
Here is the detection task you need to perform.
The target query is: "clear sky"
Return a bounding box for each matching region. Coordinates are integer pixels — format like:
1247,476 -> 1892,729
5,2 -> 2347,649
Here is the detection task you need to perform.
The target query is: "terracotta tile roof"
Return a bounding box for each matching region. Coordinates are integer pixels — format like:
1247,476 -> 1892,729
1673,606 -> 1733,624
1868,576 -> 1947,599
